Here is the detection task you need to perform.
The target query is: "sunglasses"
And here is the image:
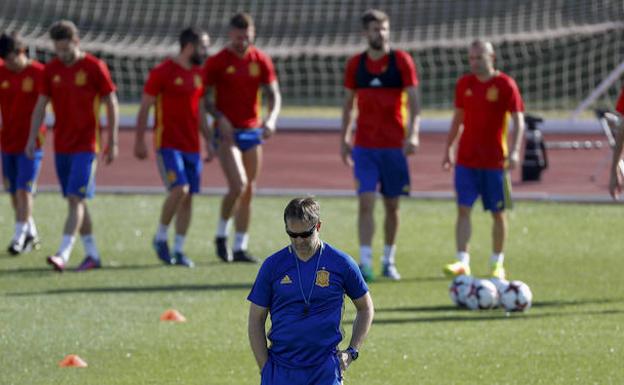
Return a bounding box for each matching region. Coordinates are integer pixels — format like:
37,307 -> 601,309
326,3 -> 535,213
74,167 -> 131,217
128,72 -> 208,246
286,223 -> 317,238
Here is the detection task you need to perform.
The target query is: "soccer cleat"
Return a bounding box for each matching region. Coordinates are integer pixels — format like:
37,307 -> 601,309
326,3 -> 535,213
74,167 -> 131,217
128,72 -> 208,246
75,256 -> 101,272
443,261 -> 471,277
232,250 -> 259,263
382,263 -> 401,280
46,255 -> 66,272
173,252 -> 195,268
22,234 -> 41,252
359,264 -> 375,283
490,262 -> 506,280
153,238 -> 174,265
7,240 -> 23,255
215,236 -> 232,262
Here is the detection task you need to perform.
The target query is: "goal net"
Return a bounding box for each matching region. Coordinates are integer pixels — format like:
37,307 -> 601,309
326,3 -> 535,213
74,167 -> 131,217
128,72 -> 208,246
1,0 -> 623,111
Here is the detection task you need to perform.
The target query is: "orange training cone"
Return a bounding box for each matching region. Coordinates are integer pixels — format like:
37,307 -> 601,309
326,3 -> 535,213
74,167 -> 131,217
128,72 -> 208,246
160,309 -> 187,322
59,354 -> 88,368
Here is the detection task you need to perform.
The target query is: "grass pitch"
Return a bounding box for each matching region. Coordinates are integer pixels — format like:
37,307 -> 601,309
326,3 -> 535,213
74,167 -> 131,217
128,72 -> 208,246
1,194 -> 623,384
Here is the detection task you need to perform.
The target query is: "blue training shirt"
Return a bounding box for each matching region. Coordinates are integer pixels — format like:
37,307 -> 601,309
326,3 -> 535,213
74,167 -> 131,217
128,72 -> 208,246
247,242 -> 368,368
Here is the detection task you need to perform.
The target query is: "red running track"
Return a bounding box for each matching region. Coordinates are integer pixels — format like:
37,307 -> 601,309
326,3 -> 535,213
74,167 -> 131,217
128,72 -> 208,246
34,131 -> 616,200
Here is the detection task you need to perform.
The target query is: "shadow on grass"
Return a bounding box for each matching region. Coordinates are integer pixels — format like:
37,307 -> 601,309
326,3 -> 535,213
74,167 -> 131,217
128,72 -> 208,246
371,276 -> 448,285
7,282 -> 254,296
368,309 -> 624,325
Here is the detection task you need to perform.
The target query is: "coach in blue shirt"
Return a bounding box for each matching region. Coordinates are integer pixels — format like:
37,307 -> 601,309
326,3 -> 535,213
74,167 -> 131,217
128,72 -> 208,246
248,197 -> 374,385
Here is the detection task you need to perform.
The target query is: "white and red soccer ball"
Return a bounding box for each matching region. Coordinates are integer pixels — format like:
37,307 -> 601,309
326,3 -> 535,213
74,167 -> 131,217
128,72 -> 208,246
499,280 -> 533,312
449,275 -> 473,308
465,279 -> 499,310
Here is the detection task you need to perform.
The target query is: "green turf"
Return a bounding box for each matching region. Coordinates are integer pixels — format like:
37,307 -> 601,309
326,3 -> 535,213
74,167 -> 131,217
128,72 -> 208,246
1,195 -> 623,384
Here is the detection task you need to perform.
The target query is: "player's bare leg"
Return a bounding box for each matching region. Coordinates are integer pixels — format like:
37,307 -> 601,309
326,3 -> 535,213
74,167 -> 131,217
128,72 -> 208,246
381,196 -> 401,279
490,210 -> 507,279
152,185 -> 189,265
172,192 -> 194,267
7,191 -> 38,254
231,146 -> 261,263
47,195 -> 84,271
443,205 -> 472,277
73,204 -> 102,271
215,144 -> 247,262
358,192 -> 376,281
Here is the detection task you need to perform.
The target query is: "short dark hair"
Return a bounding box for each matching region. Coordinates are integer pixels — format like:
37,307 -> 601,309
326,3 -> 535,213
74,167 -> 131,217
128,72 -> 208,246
284,197 -> 320,225
361,9 -> 389,28
0,31 -> 25,59
229,12 -> 254,29
49,20 -> 79,41
179,27 -> 205,49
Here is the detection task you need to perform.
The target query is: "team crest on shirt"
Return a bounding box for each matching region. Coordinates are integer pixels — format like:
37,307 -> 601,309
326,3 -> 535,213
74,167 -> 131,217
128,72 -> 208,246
226,65 -> 236,74
194,74 -> 202,88
174,77 -> 183,86
1,80 -> 9,89
464,89 -> 473,97
248,62 -> 260,77
22,77 -> 34,92
53,74 -> 61,84
315,269 -> 330,288
75,70 -> 87,86
486,86 -> 499,102
280,275 -> 292,284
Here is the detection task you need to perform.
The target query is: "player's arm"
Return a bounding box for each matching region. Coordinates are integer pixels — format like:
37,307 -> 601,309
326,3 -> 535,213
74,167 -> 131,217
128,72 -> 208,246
248,303 -> 270,371
102,92 -> 119,164
338,291 -> 374,371
508,111 -> 525,170
609,118 -> 624,199
26,95 -> 49,159
198,96 -> 215,162
203,87 -> 234,146
261,81 -> 281,139
134,93 -> 156,160
340,89 -> 356,166
442,108 -> 464,170
404,85 -> 421,155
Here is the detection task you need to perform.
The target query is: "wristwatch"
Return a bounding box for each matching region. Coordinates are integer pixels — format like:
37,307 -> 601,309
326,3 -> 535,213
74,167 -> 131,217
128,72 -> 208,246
345,346 -> 359,361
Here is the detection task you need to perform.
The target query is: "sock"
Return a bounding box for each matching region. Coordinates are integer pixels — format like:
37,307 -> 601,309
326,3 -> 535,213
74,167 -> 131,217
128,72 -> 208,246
216,218 -> 231,238
81,234 -> 100,260
382,244 -> 396,265
155,224 -> 168,242
13,222 -> 27,243
490,253 -> 504,265
359,245 -> 373,267
27,217 -> 38,238
233,232 -> 249,252
57,235 -> 76,262
174,234 -> 186,254
456,251 -> 470,265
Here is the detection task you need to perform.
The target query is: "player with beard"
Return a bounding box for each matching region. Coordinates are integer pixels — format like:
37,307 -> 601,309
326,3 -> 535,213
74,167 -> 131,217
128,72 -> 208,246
134,27 -> 212,267
341,9 -> 421,282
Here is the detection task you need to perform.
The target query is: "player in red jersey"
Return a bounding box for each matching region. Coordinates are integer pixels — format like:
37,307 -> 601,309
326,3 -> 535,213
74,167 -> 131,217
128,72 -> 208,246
341,9 -> 421,282
0,32 -> 46,255
203,13 -> 281,263
134,27 -> 211,268
442,40 -> 525,280
608,87 -> 624,199
26,20 -> 119,272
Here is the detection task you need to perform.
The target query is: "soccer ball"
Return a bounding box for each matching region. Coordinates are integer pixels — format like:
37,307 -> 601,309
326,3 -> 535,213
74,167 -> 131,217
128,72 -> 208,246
500,280 -> 533,312
449,275 -> 473,308
465,279 -> 499,310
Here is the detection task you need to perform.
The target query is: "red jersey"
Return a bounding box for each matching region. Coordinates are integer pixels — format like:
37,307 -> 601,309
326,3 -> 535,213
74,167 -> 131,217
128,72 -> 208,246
455,72 -> 524,169
344,50 -> 418,148
0,61 -> 46,153
40,53 -> 116,154
203,46 -> 276,129
616,86 -> 624,115
144,59 -> 204,152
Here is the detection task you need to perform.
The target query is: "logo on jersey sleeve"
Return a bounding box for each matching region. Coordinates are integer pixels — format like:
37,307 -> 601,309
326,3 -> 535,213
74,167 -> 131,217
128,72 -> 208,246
315,269 -> 330,288
22,77 -> 34,92
174,77 -> 183,86
249,62 -> 260,77
194,74 -> 202,88
464,89 -> 472,97
53,74 -> 61,84
226,65 -> 236,74
280,275 -> 293,284
75,70 -> 87,86
486,86 -> 499,102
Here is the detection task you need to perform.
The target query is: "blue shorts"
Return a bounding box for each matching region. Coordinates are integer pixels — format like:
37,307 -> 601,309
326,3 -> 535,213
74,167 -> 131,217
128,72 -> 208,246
352,146 -> 410,197
261,354 -> 342,385
156,148 -> 202,194
454,164 -> 512,212
55,152 -> 97,199
214,128 -> 263,152
2,150 -> 43,194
